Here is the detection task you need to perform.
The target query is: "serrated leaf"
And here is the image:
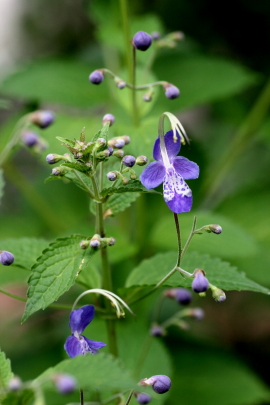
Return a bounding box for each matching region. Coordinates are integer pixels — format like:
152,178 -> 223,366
103,192 -> 140,217
125,251 -> 269,294
22,235 -> 96,322
0,169 -> 4,205
64,170 -> 93,193
0,238 -> 48,270
55,136 -> 75,147
2,389 -> 34,405
0,349 -> 13,401
35,353 -> 136,392
101,180 -> 148,197
62,162 -> 92,173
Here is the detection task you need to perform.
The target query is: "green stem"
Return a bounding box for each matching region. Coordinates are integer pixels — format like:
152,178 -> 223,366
134,334 -> 152,379
132,46 -> 139,126
125,391 -> 134,405
119,0 -> 132,84
181,216 -> 197,259
200,77 -> 270,208
174,213 -> 182,267
80,389 -> 84,405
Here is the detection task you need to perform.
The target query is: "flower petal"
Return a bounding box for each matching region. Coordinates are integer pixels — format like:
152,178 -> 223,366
163,167 -> 193,214
69,305 -> 95,334
82,336 -> 106,354
153,130 -> 181,161
64,335 -> 83,358
172,156 -> 199,180
140,161 -> 165,189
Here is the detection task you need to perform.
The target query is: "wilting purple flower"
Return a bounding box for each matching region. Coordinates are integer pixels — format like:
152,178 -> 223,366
140,130 -> 199,213
64,305 -> 106,358
0,251 -> 14,266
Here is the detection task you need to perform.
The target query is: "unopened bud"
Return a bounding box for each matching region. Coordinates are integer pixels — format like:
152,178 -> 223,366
139,375 -> 171,394
133,31 -> 152,51
210,285 -> 226,302
46,153 -> 63,164
150,324 -> 166,337
163,83 -> 180,99
143,93 -> 152,102
135,392 -> 152,404
136,156 -> 148,166
8,376 -> 22,391
52,167 -> 67,176
80,240 -> 89,249
130,173 -> 137,180
113,149 -> 125,158
122,177 -> 129,185
102,114 -> 115,127
107,171 -> 118,181
192,269 -> 209,293
107,237 -> 116,246
165,288 -> 192,305
95,138 -> 107,149
209,224 -> 222,234
89,70 -> 104,85
122,135 -> 131,144
188,308 -> 205,320
90,234 -> 101,248
22,131 -> 39,147
122,155 -> 136,167
116,80 -> 126,89
0,250 -> 15,266
30,110 -> 55,129
171,31 -> 185,41
54,374 -> 77,394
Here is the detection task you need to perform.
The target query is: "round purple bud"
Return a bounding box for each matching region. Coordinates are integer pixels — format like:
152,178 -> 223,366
189,308 -> 205,320
122,155 -> 136,167
108,146 -> 114,156
114,138 -> 125,148
136,393 -> 152,404
192,271 -> 209,293
107,171 -> 117,181
0,251 -> 15,266
102,114 -> 115,127
165,85 -> 180,100
151,31 -> 161,40
150,375 -> 171,394
89,70 -> 104,85
150,324 -> 166,337
117,81 -> 126,89
46,154 -> 62,164
31,110 -> 55,129
54,374 -> 77,394
22,131 -> 39,147
173,288 -> 192,305
133,31 -> 152,51
8,376 -> 22,391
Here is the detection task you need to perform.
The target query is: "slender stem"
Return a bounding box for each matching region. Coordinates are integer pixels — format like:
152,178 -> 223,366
181,216 -> 197,259
103,69 -> 166,90
132,46 -> 139,126
80,389 -> 84,405
200,77 -> 270,208
0,115 -> 29,166
134,335 -> 152,379
119,0 -> 132,84
174,213 -> 182,267
125,391 -> 134,405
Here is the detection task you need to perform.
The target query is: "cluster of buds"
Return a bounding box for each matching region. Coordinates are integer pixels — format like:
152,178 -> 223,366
0,250 -> 14,266
80,235 -> 116,250
106,154 -> 148,184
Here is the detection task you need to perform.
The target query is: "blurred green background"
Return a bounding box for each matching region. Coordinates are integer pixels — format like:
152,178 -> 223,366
1,0 -> 270,404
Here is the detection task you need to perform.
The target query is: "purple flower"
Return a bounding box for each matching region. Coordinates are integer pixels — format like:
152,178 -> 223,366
122,155 -> 136,167
64,305 -> 106,358
140,130 -> 199,213
192,271 -> 209,293
54,374 -> 77,394
89,70 -> 104,84
30,110 -> 55,129
22,131 -> 39,147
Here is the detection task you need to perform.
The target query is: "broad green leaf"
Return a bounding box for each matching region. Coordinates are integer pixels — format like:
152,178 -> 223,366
35,353 -> 136,392
22,235 -> 96,322
0,169 -> 4,205
0,59 -> 108,108
169,346 -> 270,405
101,180 -> 148,197
0,349 -> 13,401
153,54 -> 259,110
2,389 -> 34,405
103,192 -> 140,217
0,238 -> 48,270
125,251 -> 269,294
151,212 -> 258,259
62,162 -> 92,174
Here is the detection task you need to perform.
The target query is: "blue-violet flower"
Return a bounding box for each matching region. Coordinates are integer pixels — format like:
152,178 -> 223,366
64,305 -> 106,358
140,130 -> 199,213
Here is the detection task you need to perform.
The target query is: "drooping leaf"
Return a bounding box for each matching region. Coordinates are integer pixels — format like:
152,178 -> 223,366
22,235 -> 96,322
151,212 -> 259,259
49,170 -> 93,194
125,251 -> 269,294
0,169 -> 4,205
34,353 -> 136,392
103,192 -> 140,217
0,349 -> 13,401
101,180 -> 149,197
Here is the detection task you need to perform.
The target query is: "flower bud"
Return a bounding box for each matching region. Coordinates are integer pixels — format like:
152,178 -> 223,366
164,84 -> 180,99
116,80 -> 126,89
22,131 -> 39,147
209,224 -> 222,234
171,31 -> 185,41
210,285 -> 226,302
107,171 -> 118,181
8,376 -> 22,391
151,31 -> 161,40
150,324 -> 166,337
30,110 -> 55,129
122,155 -> 136,167
90,239 -> 100,248
139,375 -> 171,394
192,269 -> 209,293
96,149 -> 111,159
52,167 -> 67,176
89,70 -> 104,85
115,139 -> 125,148
122,135 -> 131,145
122,177 -> 129,185
130,173 -> 137,180
0,251 -> 15,266
102,114 -> 115,127
143,93 -> 152,102
46,154 -> 63,164
113,149 -> 125,158
107,237 -> 116,246
165,288 -> 192,305
54,374 -> 77,394
136,392 -> 152,404
95,138 -> 107,149
188,308 -> 205,320
136,156 -> 148,166
133,31 -> 152,51
107,146 -> 114,156
80,240 -> 89,249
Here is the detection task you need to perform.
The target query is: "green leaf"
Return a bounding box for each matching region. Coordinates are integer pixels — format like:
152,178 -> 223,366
91,122 -> 110,143
103,192 -> 140,217
64,171 -> 93,193
101,180 -> 148,197
0,169 -> 4,205
76,263 -> 101,289
0,238 -> 48,270
0,349 -> 13,401
62,162 -> 92,174
35,353 -> 136,392
125,251 -> 269,294
2,389 -> 34,405
153,54 -> 259,110
169,346 -> 270,405
22,235 -> 96,322
151,212 -> 259,259
55,136 -> 75,147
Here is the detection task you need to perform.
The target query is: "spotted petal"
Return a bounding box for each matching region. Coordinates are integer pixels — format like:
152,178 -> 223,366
153,130 -> 181,161
69,305 -> 95,334
172,156 -> 199,180
140,161 -> 166,189
163,167 -> 193,214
